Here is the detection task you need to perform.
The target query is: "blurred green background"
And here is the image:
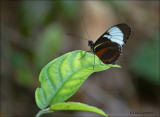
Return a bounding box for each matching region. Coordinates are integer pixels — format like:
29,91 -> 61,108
1,1 -> 159,117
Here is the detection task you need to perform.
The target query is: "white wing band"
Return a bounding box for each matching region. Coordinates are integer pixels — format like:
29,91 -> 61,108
103,26 -> 124,46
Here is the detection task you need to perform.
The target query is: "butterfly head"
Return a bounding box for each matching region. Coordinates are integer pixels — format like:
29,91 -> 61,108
88,40 -> 94,51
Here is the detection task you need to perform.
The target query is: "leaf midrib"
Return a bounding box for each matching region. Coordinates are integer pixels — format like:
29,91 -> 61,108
47,62 -> 104,107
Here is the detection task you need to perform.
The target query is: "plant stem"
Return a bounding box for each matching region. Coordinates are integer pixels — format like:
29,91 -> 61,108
35,107 -> 53,117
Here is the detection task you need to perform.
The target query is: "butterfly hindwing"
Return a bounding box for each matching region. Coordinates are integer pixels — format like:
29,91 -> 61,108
94,41 -> 121,64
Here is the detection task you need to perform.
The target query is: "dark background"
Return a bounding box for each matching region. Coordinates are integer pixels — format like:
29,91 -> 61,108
1,1 -> 159,117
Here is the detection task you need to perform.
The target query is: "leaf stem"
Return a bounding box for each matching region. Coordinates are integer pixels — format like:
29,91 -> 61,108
35,107 -> 53,117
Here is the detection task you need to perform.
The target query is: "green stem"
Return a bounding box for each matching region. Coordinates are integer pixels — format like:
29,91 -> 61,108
35,107 -> 53,117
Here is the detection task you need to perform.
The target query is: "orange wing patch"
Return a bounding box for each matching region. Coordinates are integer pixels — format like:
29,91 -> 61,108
101,49 -> 119,63
96,47 -> 113,58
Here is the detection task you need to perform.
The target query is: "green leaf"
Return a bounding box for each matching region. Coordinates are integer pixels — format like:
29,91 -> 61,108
35,50 -> 120,109
50,102 -> 108,117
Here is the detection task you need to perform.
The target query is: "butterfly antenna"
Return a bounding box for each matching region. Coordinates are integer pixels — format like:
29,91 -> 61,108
83,19 -> 91,41
66,33 -> 88,41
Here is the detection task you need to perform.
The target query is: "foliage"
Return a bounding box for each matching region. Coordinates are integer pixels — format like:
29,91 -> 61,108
35,23 -> 64,68
50,102 -> 108,117
130,35 -> 159,85
35,50 -> 120,116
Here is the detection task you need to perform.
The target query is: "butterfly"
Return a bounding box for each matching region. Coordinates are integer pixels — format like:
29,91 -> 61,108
88,23 -> 131,64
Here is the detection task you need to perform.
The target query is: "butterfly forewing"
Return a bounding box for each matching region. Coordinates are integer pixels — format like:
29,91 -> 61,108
95,23 -> 131,47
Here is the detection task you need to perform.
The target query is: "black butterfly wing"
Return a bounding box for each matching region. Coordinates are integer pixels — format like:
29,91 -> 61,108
94,41 -> 121,64
93,23 -> 131,64
94,23 -> 131,47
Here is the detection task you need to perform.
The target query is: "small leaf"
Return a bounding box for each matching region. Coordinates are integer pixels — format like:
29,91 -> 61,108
35,50 -> 120,109
50,102 -> 108,117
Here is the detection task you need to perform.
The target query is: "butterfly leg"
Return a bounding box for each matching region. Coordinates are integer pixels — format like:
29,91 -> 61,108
93,54 -> 95,70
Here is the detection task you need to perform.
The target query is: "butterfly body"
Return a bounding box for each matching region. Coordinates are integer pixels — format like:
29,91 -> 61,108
88,23 -> 131,64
